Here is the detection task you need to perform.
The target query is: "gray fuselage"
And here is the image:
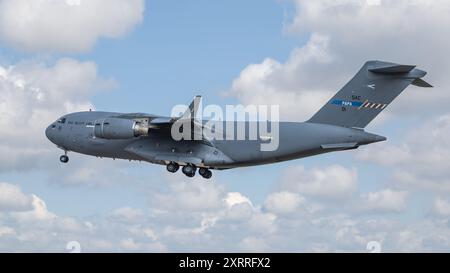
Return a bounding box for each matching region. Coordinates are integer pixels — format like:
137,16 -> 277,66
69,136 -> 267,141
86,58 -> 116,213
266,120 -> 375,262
45,111 -> 385,170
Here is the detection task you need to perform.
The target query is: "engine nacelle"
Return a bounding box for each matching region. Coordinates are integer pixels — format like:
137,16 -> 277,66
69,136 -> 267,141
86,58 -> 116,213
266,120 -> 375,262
94,118 -> 149,139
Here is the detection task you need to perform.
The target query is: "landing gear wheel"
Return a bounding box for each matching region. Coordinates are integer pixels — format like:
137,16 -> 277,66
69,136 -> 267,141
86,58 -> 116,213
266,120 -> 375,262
199,168 -> 212,179
60,155 -> 69,163
182,165 -> 197,177
166,162 -> 180,173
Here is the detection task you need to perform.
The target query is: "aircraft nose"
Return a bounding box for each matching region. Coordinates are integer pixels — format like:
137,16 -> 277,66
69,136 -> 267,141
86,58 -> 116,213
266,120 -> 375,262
45,124 -> 55,142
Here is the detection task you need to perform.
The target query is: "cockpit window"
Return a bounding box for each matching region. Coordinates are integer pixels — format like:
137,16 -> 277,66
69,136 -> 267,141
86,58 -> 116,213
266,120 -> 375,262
58,118 -> 66,124
51,124 -> 56,128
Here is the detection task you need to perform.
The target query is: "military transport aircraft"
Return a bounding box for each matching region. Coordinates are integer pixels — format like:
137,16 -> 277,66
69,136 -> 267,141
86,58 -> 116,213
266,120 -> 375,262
45,61 -> 431,179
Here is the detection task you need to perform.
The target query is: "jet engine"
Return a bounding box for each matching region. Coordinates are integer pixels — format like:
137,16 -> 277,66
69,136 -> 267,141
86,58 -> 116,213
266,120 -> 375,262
94,118 -> 149,139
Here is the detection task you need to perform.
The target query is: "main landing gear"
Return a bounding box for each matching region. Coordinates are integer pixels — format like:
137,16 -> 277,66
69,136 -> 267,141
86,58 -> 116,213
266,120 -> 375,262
182,164 -> 197,177
198,168 -> 212,179
166,162 -> 180,173
166,162 -> 212,179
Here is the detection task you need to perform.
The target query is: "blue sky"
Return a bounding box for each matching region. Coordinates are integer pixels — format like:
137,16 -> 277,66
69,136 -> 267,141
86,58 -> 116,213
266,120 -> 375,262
88,0 -> 301,113
1,0 -> 450,252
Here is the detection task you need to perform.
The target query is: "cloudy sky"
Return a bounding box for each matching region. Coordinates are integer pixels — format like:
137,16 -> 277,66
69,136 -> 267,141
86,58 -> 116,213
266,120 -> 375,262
1,0 -> 450,252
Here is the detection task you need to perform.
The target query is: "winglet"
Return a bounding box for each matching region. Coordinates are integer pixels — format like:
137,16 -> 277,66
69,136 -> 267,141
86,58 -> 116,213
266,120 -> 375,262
412,78 -> 433,88
183,95 -> 202,119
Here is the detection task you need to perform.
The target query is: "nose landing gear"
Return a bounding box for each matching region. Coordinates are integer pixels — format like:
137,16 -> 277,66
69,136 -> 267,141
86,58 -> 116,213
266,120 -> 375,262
60,155 -> 69,163
59,150 -> 69,163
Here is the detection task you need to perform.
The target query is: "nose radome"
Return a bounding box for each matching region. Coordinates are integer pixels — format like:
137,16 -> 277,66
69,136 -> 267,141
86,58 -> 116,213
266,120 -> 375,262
45,124 -> 53,141
45,125 -> 50,139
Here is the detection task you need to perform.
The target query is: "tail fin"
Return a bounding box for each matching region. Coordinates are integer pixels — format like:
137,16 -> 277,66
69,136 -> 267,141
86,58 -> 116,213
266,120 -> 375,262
308,61 -> 432,128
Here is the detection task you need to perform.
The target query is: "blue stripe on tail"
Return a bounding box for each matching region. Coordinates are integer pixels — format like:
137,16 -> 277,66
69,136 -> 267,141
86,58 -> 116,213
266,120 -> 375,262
331,100 -> 363,107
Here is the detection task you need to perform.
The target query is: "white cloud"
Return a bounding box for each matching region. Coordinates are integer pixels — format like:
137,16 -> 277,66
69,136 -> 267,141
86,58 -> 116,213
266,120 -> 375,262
433,197 -> 450,217
223,202 -> 254,222
12,195 -> 56,222
227,0 -> 450,121
280,165 -> 357,199
0,226 -> 15,237
0,58 -> 114,172
357,114 -> 450,192
0,0 -> 145,53
143,228 -> 158,241
288,0 -> 450,115
222,192 -> 254,221
0,182 -> 32,211
152,176 -> 225,212
120,237 -> 140,251
1,176 -> 450,252
248,212 -> 277,234
395,230 -> 423,252
239,236 -> 270,252
264,191 -> 304,214
227,34 -> 334,121
0,182 -> 91,251
224,192 -> 253,208
111,207 -> 144,223
358,189 -> 408,213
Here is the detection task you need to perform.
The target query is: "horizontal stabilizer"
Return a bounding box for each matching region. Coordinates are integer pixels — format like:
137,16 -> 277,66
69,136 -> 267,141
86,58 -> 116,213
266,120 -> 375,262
369,64 -> 416,74
412,78 -> 433,88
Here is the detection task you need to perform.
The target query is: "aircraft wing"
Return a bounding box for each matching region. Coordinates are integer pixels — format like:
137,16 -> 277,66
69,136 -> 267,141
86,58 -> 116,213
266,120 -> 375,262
115,96 -> 201,128
117,96 -> 224,146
